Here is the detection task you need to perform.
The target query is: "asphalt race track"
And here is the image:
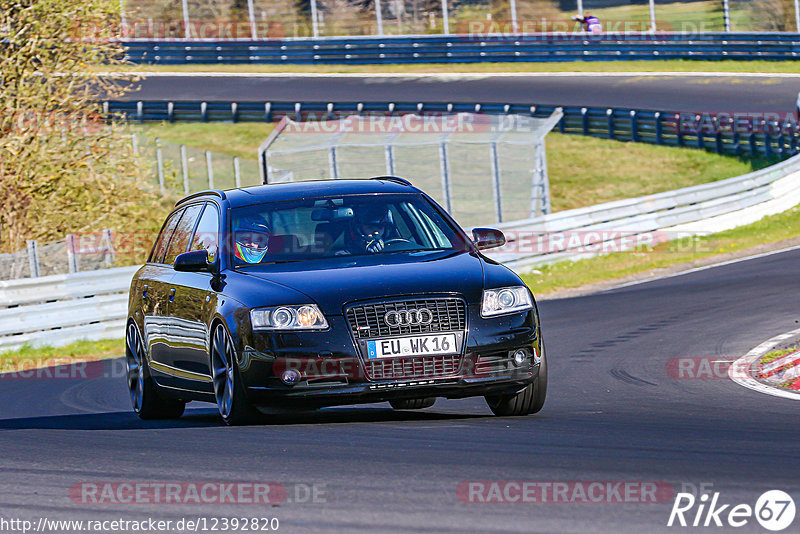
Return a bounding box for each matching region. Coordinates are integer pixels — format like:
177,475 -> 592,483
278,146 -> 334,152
1,248 -> 798,533
120,73 -> 800,114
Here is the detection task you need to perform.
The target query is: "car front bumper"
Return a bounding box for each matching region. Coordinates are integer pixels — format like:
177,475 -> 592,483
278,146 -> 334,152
233,306 -> 541,408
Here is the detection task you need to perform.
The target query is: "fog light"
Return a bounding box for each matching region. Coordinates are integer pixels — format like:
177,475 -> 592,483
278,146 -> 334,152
281,369 -> 301,386
513,349 -> 528,366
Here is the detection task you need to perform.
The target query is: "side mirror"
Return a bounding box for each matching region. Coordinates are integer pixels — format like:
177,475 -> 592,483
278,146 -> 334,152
472,227 -> 506,251
174,250 -> 211,272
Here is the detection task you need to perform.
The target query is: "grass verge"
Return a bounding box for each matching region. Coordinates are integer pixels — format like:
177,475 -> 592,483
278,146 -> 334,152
129,122 -> 768,213
0,340 -> 122,374
103,60 -> 800,75
521,205 -> 800,295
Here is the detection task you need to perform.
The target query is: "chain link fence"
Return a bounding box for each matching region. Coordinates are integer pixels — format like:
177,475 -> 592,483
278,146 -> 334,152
131,133 -> 262,194
0,231 -> 116,281
120,0 -> 798,39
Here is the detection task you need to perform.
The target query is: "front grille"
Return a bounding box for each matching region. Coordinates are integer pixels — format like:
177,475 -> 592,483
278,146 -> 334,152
367,354 -> 461,380
346,298 -> 466,339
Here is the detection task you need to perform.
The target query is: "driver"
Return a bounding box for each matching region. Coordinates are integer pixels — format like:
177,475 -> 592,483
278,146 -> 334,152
349,205 -> 396,254
233,216 -> 271,264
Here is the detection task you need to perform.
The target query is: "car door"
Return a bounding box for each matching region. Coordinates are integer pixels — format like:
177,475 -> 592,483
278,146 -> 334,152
165,202 -> 219,381
141,208 -> 183,369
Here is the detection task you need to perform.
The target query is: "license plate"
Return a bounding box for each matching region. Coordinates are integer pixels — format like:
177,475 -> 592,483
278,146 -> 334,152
367,334 -> 458,359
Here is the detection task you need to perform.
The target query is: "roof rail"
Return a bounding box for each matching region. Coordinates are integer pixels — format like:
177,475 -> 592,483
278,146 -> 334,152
175,189 -> 227,206
370,176 -> 413,186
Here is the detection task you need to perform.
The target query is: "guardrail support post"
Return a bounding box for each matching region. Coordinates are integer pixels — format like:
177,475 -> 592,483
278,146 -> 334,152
490,142 -> 503,223
231,102 -> 239,123
606,108 -> 614,140
206,150 -> 214,188
26,240 -> 40,278
630,110 -> 639,142
581,108 -> 589,136
654,112 -> 662,145
264,102 -> 272,122
201,102 -> 208,122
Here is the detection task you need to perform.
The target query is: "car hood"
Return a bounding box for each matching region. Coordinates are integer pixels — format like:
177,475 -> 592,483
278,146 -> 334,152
239,250 -> 485,314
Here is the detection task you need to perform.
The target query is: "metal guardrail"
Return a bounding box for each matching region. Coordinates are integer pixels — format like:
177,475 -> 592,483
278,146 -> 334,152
106,100 -> 800,159
0,266 -> 138,351
121,32 -> 800,64
486,153 -> 800,269
4,154 -> 799,349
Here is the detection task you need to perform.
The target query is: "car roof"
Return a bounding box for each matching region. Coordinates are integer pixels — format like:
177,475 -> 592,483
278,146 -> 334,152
177,178 -> 420,209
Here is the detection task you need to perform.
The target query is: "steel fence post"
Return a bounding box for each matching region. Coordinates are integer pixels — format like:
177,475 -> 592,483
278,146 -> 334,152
247,0 -> 258,39
439,141 -> 452,213
310,0 -> 320,37
375,0 -> 384,36
181,145 -> 190,194
329,146 -> 339,179
66,234 -> 78,274
234,157 -> 242,188
103,229 -> 115,268
156,138 -> 165,192
181,0 -> 191,39
26,240 -> 40,278
490,142 -> 503,223
206,150 -> 214,188
441,0 -> 450,35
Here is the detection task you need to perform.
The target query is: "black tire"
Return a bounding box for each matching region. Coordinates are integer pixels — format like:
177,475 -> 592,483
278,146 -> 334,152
485,344 -> 547,417
210,324 -> 261,425
389,397 -> 436,410
126,322 -> 186,420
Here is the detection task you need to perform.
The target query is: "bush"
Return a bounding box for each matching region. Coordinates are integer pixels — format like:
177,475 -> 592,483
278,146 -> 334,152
0,0 -> 173,261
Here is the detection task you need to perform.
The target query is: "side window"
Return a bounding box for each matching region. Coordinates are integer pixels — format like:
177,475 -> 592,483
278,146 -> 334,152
149,209 -> 184,264
189,203 -> 220,263
164,203 -> 203,266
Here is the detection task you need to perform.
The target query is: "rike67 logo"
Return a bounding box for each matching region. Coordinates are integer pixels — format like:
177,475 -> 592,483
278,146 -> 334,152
668,490 -> 796,531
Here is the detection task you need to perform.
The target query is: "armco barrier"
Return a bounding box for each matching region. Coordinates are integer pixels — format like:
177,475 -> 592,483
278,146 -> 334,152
485,153 -> 800,270
121,33 -> 800,64
105,99 -> 800,159
0,266 -> 138,351
3,155 -> 799,348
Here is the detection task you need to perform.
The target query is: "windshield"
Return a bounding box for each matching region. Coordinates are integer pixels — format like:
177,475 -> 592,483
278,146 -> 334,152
230,193 -> 468,267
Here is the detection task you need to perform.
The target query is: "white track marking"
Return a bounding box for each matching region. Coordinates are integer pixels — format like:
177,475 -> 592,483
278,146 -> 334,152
729,327 -> 800,401
99,71 -> 800,79
605,244 -> 800,292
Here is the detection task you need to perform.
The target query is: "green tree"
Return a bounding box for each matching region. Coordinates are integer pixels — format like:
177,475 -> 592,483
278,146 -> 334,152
0,0 -> 170,259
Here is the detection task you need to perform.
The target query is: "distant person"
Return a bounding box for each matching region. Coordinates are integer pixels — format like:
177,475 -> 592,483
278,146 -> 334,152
572,13 -> 602,34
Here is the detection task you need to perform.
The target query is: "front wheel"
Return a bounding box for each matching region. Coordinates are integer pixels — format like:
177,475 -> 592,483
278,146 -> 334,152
126,322 -> 185,420
211,324 -> 260,425
485,345 -> 547,417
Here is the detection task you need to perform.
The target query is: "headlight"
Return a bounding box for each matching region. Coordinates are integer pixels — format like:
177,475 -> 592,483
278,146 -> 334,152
250,305 -> 329,330
481,286 -> 533,317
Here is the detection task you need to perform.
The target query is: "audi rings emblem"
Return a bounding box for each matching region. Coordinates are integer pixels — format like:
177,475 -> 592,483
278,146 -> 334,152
384,308 -> 434,327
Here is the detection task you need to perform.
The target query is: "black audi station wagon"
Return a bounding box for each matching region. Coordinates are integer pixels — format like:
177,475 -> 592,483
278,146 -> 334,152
126,177 -> 546,424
